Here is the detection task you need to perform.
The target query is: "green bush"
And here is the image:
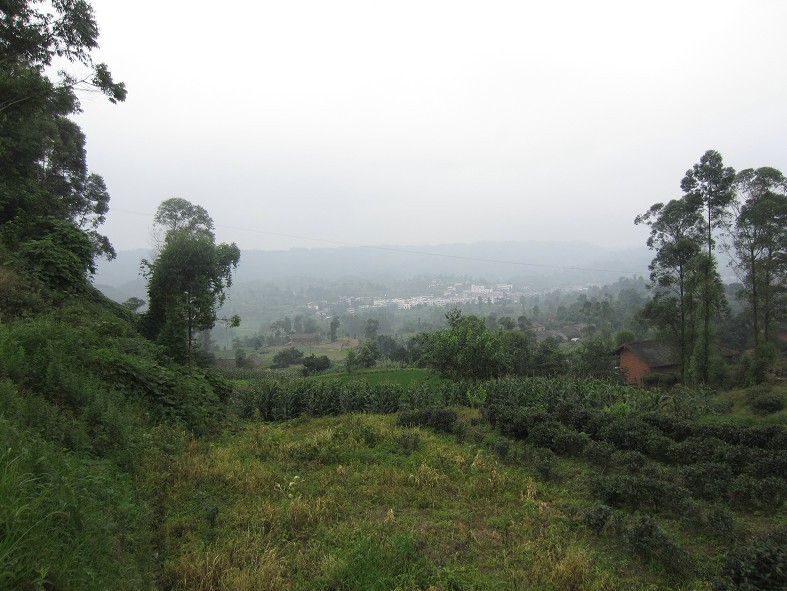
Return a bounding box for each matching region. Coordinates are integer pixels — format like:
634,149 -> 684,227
360,424 -> 381,447
704,505 -> 735,542
641,372 -> 679,387
596,416 -> 654,452
716,527 -> 787,591
589,474 -> 688,514
397,406 -> 457,434
738,424 -> 787,450
526,420 -> 565,450
666,437 -> 729,466
679,462 -> 734,501
745,449 -> 787,480
555,430 -> 589,456
729,475 -> 787,514
271,347 -> 304,368
490,437 -> 511,460
491,406 -> 551,440
722,445 -> 753,473
583,503 -> 613,536
621,513 -> 691,574
612,450 -> 648,474
396,431 -> 422,456
583,440 -> 616,471
530,447 -> 562,483
302,354 -> 331,376
750,392 -> 784,415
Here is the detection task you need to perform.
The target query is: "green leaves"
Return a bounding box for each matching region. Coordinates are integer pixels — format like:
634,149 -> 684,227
1,0 -> 124,289
143,201 -> 240,367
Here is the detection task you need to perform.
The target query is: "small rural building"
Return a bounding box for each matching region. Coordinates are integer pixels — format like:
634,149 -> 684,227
615,339 -> 680,384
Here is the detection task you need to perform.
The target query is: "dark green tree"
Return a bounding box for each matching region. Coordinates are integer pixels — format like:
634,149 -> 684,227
302,354 -> 331,376
728,167 -> 787,346
271,347 -> 304,368
532,338 -> 566,376
570,335 -> 618,380
498,316 -> 516,330
151,197 -> 214,251
499,329 -> 532,375
681,150 -> 736,382
142,201 -> 240,368
635,198 -> 704,378
329,316 -> 340,342
613,328 -> 637,347
356,342 -> 380,368
420,310 -> 509,379
1,0 -> 126,288
302,316 -> 319,333
375,334 -> 399,360
122,296 -> 146,312
364,318 -> 379,340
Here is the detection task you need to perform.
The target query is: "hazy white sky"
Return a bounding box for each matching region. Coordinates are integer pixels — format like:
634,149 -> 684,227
74,0 -> 787,252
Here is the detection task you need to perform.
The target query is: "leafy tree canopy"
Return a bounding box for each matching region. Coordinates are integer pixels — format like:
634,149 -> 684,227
142,200 -> 240,367
1,0 -> 125,289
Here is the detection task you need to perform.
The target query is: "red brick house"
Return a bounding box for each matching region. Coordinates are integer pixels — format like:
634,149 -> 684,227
615,339 -> 680,384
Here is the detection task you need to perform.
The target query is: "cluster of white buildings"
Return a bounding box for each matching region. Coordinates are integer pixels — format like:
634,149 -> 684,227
309,282 -> 521,314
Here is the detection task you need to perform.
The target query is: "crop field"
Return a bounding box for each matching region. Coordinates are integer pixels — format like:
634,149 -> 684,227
152,377 -> 787,590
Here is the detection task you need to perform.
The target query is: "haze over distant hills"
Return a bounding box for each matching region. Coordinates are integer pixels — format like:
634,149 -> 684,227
93,241 -> 652,303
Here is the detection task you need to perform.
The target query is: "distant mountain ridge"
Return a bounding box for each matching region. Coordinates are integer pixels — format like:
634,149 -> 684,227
93,241 -> 651,293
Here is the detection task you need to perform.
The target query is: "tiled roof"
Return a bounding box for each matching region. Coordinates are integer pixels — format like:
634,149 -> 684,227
615,339 -> 678,368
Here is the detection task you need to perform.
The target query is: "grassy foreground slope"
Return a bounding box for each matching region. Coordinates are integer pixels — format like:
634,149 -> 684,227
0,272 -> 227,590
158,412 -> 627,591
161,372 -> 787,591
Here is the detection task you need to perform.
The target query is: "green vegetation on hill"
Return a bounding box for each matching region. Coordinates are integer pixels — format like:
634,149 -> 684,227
0,279 -> 235,588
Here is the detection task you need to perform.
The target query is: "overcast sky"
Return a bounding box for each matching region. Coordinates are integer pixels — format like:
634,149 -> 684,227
74,0 -> 787,253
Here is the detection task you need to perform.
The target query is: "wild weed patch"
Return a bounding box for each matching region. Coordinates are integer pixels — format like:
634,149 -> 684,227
157,413 -> 654,590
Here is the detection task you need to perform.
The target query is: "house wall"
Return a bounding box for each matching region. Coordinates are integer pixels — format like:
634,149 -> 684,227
619,349 -> 650,384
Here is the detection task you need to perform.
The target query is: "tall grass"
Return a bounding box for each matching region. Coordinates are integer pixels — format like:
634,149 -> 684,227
157,414 -> 639,590
0,418 -> 154,590
0,300 -> 230,589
